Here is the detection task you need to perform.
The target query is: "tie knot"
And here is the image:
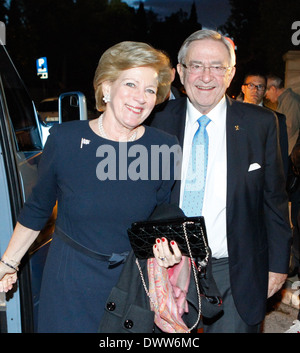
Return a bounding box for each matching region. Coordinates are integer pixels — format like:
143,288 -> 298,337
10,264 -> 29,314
198,115 -> 211,128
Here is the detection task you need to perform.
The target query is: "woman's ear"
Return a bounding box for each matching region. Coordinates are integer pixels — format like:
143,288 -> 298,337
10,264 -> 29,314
102,81 -> 111,98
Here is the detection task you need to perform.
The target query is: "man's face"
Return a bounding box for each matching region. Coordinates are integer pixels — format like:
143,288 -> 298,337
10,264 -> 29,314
177,39 -> 235,114
265,79 -> 278,103
242,75 -> 266,105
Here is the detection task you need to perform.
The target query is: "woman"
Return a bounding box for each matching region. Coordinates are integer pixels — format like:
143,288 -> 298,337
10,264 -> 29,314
0,41 -> 182,332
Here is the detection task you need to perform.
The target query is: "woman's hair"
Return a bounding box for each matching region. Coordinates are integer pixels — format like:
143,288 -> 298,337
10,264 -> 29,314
93,41 -> 173,111
177,29 -> 236,68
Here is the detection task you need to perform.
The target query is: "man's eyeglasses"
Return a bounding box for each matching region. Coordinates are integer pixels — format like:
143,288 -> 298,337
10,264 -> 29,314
181,63 -> 232,76
243,83 -> 266,91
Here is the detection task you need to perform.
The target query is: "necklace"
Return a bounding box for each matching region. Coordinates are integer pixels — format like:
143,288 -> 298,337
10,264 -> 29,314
98,115 -> 137,142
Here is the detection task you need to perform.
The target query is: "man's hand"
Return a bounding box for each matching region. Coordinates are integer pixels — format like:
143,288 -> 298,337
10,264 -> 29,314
267,271 -> 287,298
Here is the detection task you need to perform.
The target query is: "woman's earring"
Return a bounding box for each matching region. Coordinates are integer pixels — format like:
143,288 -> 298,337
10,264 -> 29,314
103,94 -> 110,103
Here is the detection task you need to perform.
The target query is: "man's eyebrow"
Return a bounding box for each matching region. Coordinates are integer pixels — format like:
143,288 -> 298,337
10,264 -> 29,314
189,60 -> 224,65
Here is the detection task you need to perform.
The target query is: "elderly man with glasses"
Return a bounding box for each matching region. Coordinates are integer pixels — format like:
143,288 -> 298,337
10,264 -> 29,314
148,29 -> 291,333
266,74 -> 300,156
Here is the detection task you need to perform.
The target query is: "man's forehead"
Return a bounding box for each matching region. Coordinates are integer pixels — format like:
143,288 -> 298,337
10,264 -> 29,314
245,75 -> 266,83
186,39 -> 230,61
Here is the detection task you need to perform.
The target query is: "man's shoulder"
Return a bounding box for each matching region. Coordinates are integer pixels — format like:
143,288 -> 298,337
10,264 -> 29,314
281,88 -> 300,104
146,97 -> 187,127
263,104 -> 286,120
228,98 -> 279,130
228,97 -> 274,117
155,97 -> 187,114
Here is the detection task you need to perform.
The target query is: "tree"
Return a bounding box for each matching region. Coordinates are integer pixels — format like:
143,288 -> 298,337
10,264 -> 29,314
257,0 -> 300,76
4,0 -> 202,102
222,0 -> 300,95
0,0 -> 7,22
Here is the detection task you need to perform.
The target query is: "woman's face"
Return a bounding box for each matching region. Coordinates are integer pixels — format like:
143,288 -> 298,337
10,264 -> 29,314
103,66 -> 158,130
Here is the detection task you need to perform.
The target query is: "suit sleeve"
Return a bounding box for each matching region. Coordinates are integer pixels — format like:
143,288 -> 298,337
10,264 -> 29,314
264,115 -> 292,273
291,129 -> 300,172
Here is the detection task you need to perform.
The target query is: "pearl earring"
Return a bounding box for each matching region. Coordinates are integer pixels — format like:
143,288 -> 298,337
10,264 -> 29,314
103,94 -> 110,103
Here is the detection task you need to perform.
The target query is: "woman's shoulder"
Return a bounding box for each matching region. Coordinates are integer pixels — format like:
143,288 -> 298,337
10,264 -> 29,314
48,120 -> 90,140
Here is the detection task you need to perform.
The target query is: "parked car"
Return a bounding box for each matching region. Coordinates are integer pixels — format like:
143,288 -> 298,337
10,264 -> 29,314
0,43 -> 88,332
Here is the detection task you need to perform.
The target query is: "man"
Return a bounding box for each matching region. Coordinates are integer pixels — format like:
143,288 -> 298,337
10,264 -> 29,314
266,75 -> 300,279
266,74 -> 300,155
285,131 -> 300,333
289,131 -> 300,279
148,30 -> 291,333
241,72 -> 267,106
242,72 -> 288,177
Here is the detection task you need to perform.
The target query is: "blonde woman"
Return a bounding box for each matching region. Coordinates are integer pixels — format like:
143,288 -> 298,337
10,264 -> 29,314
0,42 -> 181,332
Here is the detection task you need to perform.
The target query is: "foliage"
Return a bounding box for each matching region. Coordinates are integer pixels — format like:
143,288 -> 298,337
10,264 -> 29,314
1,0 -> 200,103
2,0 -> 298,101
221,0 -> 300,96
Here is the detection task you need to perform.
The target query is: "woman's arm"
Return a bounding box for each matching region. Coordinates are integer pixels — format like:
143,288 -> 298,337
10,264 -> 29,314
0,222 -> 40,292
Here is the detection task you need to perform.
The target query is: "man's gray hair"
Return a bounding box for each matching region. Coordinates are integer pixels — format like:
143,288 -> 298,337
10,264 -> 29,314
177,29 -> 236,68
267,74 -> 284,89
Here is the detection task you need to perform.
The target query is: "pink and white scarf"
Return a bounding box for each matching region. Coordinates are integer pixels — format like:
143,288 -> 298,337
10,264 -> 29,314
147,256 -> 191,333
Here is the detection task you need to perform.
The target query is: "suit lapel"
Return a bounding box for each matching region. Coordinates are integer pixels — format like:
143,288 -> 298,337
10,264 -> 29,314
226,97 -> 248,210
167,98 -> 187,149
169,99 -> 187,204
170,96 -> 249,209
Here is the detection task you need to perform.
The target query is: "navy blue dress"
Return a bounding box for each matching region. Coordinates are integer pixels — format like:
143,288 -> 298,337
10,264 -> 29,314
18,120 -> 178,332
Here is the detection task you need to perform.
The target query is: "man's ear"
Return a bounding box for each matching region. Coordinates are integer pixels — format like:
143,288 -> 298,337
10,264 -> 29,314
241,84 -> 246,95
177,63 -> 184,85
228,66 -> 236,84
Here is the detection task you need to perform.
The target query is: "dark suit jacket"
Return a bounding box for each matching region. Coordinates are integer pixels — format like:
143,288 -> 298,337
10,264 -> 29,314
263,105 -> 288,177
291,129 -> 300,171
147,96 -> 292,325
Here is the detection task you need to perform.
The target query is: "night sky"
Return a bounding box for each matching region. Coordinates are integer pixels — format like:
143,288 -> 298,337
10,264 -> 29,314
123,0 -> 231,29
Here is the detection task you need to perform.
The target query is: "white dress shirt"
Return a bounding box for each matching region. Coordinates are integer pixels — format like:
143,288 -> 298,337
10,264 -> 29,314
179,97 -> 228,258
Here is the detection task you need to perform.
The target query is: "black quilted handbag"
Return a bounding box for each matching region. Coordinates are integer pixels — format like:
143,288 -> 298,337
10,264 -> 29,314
127,216 -> 209,265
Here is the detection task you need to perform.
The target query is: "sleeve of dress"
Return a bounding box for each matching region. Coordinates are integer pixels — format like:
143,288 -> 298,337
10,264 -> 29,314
156,135 -> 181,206
18,125 -> 59,231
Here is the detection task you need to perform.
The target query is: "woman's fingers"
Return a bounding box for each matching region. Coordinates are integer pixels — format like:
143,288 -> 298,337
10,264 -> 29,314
0,273 -> 17,292
170,240 -> 182,262
152,237 -> 182,267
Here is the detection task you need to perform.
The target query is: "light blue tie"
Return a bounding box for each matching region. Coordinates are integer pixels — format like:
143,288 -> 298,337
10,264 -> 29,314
182,115 -> 211,216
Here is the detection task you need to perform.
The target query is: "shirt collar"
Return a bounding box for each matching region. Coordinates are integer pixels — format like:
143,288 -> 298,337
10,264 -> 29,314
186,96 -> 227,126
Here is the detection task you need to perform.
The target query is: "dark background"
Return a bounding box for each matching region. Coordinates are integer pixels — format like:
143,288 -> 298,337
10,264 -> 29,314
1,0 -> 300,107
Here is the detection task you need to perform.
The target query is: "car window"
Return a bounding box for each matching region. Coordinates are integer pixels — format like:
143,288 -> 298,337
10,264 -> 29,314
0,46 -> 42,152
38,100 -> 58,112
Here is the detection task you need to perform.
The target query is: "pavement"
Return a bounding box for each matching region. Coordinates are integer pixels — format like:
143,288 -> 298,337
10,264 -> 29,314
262,274 -> 300,333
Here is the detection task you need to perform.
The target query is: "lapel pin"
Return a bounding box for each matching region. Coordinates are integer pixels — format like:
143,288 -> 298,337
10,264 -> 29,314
80,138 -> 91,148
235,125 -> 239,131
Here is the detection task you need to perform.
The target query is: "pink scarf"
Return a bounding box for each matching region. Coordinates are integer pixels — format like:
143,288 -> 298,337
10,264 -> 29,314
147,256 -> 191,333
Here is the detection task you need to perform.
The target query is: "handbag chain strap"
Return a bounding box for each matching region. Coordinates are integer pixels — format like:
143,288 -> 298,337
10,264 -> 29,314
135,221 -> 203,333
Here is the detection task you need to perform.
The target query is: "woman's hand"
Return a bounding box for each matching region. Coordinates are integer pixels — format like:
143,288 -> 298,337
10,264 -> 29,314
0,222 -> 40,293
0,267 -> 18,293
153,237 -> 182,268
